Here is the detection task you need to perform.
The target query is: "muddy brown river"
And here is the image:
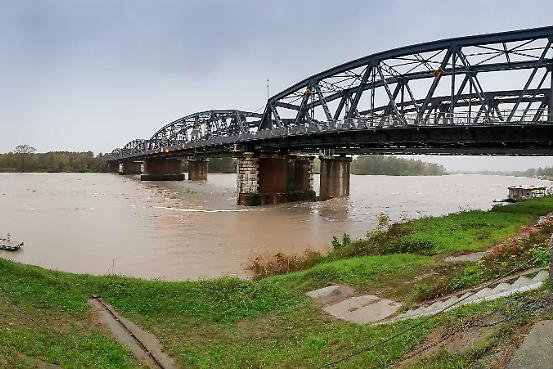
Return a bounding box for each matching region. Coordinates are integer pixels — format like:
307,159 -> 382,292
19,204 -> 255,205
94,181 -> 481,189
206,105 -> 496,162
0,173 -> 549,280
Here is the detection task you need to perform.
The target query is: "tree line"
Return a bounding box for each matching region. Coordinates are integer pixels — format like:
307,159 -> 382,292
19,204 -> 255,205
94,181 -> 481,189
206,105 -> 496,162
350,156 -> 446,176
0,148 -> 108,173
1,145 -> 446,176
208,156 -> 446,176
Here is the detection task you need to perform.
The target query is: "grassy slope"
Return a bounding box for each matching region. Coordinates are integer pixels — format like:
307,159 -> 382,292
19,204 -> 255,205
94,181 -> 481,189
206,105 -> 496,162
330,196 -> 553,260
402,196 -> 553,253
1,197 -> 552,368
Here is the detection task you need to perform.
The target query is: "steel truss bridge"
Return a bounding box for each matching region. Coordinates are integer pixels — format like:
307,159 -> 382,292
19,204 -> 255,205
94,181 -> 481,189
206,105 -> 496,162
108,26 -> 553,161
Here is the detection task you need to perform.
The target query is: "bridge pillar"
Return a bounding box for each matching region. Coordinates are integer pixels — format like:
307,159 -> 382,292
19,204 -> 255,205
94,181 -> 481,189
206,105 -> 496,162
188,158 -> 208,181
319,156 -> 352,200
119,161 -> 142,175
141,158 -> 185,181
236,152 -> 315,206
107,161 -> 119,173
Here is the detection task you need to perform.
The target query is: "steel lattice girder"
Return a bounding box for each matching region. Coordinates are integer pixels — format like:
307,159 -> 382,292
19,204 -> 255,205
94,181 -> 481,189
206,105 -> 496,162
260,26 -> 553,129
107,26 -> 553,162
149,110 -> 263,148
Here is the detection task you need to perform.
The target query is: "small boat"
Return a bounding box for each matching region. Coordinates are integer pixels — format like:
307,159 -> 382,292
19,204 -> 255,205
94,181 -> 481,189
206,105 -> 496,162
0,234 -> 23,251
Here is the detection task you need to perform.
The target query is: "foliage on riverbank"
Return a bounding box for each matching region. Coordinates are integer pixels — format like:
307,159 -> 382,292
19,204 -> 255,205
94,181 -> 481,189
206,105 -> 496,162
351,155 -> 446,176
248,196 -> 553,280
312,155 -> 447,176
206,157 -> 236,173
0,151 -> 108,173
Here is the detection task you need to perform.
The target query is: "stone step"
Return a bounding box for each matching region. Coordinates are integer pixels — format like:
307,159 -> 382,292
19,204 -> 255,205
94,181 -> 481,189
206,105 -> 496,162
512,276 -> 533,287
531,270 -> 548,283
458,292 -> 473,302
393,271 -> 549,324
442,296 -> 460,311
492,282 -> 512,294
322,295 -> 401,324
465,287 -> 493,303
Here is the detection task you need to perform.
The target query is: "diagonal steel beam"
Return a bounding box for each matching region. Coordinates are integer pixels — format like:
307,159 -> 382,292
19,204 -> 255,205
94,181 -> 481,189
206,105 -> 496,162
376,65 -> 407,125
456,50 -> 492,121
377,75 -> 405,125
507,39 -> 552,122
295,82 -> 313,124
346,63 -> 374,119
520,69 -> 549,121
449,73 -> 470,113
333,92 -> 349,121
270,103 -> 283,127
416,48 -> 453,124
314,83 -> 334,122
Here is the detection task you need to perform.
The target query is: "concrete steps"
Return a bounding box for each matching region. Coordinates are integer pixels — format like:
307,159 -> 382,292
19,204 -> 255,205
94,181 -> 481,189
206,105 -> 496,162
391,270 -> 549,323
306,270 -> 549,325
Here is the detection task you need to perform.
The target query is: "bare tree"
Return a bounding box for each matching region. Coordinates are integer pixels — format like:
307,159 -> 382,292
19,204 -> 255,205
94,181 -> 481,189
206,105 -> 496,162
13,145 -> 36,154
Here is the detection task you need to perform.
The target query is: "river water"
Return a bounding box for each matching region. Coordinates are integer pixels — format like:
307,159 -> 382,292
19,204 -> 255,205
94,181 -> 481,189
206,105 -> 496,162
0,173 -> 550,280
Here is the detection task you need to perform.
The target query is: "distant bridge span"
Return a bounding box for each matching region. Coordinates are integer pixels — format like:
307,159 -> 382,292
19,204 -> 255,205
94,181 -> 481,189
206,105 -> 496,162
107,26 -> 553,205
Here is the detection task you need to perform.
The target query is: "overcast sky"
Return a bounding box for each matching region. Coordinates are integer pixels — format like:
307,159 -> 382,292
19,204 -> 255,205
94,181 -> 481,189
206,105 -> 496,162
1,0 -> 552,171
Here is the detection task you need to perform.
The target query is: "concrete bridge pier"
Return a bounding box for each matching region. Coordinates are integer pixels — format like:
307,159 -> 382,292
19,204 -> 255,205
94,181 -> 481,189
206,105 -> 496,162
319,156 -> 352,200
187,158 -> 208,181
237,152 -> 315,206
119,161 -> 142,175
141,157 -> 185,181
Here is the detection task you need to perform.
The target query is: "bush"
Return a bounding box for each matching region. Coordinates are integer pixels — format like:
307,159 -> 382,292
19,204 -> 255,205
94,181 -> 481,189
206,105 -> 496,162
247,250 -> 324,280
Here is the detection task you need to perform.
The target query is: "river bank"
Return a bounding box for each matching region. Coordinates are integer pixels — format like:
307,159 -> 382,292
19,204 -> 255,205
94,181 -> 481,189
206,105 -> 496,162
1,196 -> 552,368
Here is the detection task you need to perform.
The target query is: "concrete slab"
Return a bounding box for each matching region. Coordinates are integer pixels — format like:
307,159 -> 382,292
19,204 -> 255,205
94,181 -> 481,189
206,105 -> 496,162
89,299 -> 178,369
305,284 -> 355,306
507,320 -> 553,369
323,295 -> 401,324
445,251 -> 489,264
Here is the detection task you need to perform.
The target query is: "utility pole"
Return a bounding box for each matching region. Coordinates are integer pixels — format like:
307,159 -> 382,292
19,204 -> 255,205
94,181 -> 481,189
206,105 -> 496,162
267,78 -> 270,100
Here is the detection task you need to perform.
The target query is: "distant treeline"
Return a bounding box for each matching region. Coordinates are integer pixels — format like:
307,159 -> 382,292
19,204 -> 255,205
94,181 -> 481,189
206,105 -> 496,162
473,167 -> 553,179
351,156 -> 446,176
205,156 -> 447,176
208,156 -> 446,176
207,157 -> 236,173
0,148 -> 446,176
0,151 -> 108,173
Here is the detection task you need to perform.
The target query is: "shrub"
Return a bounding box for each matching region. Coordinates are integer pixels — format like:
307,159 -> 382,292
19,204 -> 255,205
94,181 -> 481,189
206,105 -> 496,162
247,250 -> 323,280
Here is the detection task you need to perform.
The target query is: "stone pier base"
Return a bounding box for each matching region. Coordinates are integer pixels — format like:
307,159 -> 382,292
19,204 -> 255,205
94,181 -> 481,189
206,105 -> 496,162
237,152 -> 315,206
188,158 -> 208,181
141,158 -> 185,181
119,161 -> 142,175
319,156 -> 352,200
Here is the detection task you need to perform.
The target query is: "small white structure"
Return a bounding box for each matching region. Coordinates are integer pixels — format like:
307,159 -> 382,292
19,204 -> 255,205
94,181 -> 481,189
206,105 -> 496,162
508,186 -> 547,201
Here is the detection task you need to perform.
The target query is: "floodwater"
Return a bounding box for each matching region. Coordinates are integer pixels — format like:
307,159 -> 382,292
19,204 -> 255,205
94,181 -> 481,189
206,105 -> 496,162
0,173 -> 550,280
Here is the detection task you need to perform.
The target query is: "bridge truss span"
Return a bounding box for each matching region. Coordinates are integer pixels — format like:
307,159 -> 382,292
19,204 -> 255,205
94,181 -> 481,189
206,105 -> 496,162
107,26 -> 553,162
260,26 -> 553,130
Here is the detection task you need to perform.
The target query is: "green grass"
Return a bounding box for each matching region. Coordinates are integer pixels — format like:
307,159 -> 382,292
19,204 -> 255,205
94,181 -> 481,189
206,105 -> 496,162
328,196 -> 553,260
403,196 -> 553,253
0,256 -> 436,368
272,253 -> 436,292
2,252 -> 548,369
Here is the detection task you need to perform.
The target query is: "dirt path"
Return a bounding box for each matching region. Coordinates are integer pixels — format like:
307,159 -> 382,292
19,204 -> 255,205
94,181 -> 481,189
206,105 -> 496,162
89,296 -> 177,369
